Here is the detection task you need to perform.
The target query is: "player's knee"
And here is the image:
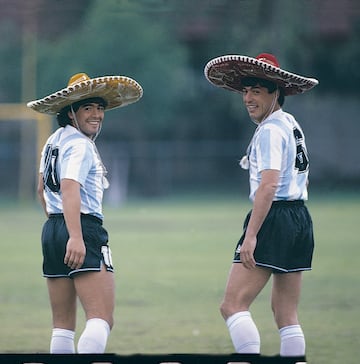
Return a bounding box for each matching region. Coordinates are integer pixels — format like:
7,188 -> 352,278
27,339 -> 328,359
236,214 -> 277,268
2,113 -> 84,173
220,300 -> 232,320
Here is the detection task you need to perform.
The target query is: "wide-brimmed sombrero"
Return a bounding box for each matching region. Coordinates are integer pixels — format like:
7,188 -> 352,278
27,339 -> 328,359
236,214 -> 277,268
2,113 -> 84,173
204,53 -> 318,96
27,72 -> 143,114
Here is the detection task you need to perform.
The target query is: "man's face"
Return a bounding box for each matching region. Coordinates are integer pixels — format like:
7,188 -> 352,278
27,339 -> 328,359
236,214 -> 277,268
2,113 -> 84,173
69,102 -> 105,138
241,85 -> 279,123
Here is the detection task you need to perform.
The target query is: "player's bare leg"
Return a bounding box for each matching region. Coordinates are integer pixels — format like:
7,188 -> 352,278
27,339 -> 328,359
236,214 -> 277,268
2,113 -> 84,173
220,264 -> 271,353
74,265 -> 115,353
47,278 -> 77,353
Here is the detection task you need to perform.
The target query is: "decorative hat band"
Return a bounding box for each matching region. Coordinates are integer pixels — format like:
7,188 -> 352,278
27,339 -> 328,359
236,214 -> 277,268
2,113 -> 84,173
27,72 -> 143,114
204,53 -> 318,96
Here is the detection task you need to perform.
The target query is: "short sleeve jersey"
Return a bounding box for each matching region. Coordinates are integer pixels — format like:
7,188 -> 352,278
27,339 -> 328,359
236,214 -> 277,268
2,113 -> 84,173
248,109 -> 309,202
39,125 -> 107,219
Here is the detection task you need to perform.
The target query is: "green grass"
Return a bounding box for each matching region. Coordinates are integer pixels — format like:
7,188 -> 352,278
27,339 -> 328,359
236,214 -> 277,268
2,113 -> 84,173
0,191 -> 359,364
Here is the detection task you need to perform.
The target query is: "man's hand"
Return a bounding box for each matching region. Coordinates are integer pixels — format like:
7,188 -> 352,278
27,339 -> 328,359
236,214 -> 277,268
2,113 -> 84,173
61,178 -> 85,270
240,235 -> 257,269
64,237 -> 86,269
240,169 -> 279,270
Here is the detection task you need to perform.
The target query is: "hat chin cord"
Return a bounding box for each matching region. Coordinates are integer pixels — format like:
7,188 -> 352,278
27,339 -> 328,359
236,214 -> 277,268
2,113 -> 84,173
242,89 -> 280,170
68,105 -> 108,188
251,89 -> 279,125
70,106 -> 101,141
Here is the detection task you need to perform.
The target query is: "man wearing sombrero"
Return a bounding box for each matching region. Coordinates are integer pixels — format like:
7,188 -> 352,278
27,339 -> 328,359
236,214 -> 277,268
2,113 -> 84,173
205,53 -> 318,360
27,72 -> 142,353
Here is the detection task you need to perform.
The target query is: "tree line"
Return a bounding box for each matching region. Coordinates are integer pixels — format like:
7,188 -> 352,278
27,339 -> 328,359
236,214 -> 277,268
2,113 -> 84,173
0,0 -> 359,143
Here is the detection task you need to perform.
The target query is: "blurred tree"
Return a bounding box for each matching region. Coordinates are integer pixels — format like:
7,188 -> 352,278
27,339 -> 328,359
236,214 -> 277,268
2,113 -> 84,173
159,0 -> 319,141
0,0 -> 359,197
0,0 -> 90,39
0,0 -> 92,102
1,0 -> 359,139
0,21 -> 22,102
283,0 -> 360,95
36,0 -> 189,140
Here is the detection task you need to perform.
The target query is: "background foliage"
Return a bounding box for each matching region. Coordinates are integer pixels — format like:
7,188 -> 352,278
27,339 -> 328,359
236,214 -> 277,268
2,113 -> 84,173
0,0 -> 359,198
1,0 -> 359,140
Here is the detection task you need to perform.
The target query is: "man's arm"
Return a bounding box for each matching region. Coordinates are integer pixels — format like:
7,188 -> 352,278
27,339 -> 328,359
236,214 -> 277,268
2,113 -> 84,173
37,173 -> 48,217
61,178 -> 86,270
240,169 -> 279,269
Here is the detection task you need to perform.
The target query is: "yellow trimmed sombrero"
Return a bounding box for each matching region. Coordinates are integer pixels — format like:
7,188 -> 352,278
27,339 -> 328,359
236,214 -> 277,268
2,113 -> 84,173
27,72 -> 143,114
204,53 -> 318,96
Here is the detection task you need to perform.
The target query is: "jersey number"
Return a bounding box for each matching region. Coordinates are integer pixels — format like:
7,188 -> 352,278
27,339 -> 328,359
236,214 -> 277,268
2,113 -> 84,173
43,144 -> 60,192
293,128 -> 309,173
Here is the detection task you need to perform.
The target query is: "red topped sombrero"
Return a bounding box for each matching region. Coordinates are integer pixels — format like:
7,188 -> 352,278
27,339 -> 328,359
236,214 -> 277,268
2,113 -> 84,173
27,72 -> 143,114
204,53 -> 318,96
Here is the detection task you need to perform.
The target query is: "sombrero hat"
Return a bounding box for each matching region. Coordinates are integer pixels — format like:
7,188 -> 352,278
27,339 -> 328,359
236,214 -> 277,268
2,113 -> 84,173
204,53 -> 318,96
27,72 -> 143,114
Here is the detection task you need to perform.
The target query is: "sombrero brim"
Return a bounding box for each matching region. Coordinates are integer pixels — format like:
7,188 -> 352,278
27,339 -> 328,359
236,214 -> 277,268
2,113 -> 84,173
27,75 -> 143,114
204,55 -> 318,96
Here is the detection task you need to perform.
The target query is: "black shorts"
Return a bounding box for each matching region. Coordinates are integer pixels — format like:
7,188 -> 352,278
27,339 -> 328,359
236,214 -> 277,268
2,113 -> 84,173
233,200 -> 314,273
41,213 -> 114,278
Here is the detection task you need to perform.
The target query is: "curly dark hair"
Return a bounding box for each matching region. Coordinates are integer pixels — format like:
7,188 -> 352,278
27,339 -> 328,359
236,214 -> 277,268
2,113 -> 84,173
56,97 -> 108,127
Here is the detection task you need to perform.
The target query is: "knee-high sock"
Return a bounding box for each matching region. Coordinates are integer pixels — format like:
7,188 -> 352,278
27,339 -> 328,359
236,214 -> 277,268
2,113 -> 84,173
50,328 -> 75,354
279,325 -> 305,356
226,311 -> 260,353
77,318 -> 110,353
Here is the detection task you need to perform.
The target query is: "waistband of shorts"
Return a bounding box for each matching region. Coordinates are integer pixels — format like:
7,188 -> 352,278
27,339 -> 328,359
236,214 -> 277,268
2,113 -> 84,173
48,213 -> 103,224
271,200 -> 304,207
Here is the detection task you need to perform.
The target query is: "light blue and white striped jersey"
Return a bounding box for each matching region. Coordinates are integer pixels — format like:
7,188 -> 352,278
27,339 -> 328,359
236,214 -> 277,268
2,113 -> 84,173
247,109 -> 309,202
39,125 -> 108,219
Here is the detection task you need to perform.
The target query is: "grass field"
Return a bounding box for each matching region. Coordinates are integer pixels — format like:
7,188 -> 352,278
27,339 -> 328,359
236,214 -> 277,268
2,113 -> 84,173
0,191 -> 358,364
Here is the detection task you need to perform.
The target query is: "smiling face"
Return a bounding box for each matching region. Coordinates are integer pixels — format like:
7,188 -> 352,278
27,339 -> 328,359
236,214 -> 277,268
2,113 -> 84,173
241,84 -> 280,123
69,101 -> 105,139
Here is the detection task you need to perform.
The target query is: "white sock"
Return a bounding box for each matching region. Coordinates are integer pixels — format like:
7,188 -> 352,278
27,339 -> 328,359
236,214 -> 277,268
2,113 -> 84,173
279,325 -> 305,356
50,328 -> 75,354
77,318 -> 110,353
226,311 -> 260,353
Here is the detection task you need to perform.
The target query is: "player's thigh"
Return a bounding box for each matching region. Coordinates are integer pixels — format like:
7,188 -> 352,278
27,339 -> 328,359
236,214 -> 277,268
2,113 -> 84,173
74,266 -> 115,324
47,277 -> 77,328
221,264 -> 271,316
271,272 -> 302,327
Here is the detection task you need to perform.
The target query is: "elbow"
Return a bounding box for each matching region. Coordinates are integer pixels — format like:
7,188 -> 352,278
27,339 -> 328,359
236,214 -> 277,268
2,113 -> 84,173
260,178 -> 278,193
268,181 -> 278,193
37,192 -> 44,204
37,185 -> 43,201
256,180 -> 278,202
263,183 -> 277,199
37,183 -> 42,195
259,170 -> 280,196
37,174 -> 45,201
